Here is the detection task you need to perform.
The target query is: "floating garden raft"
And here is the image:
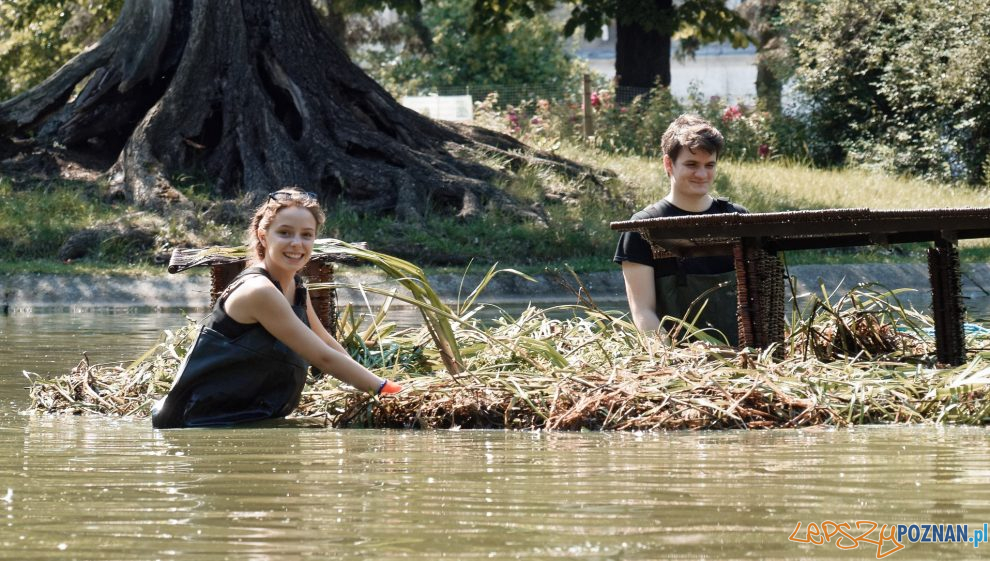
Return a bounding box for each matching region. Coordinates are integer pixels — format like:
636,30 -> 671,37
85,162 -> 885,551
26,242 -> 990,430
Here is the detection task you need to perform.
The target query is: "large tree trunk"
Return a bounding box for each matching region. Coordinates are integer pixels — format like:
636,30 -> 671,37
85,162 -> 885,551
740,0 -> 784,114
614,0 -> 673,102
755,61 -> 782,114
0,0 -> 578,219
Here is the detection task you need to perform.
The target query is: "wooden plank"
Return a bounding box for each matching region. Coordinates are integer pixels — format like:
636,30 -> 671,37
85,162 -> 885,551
611,207 -> 990,242
625,215 -> 990,242
613,207 -> 990,360
647,229 -> 990,258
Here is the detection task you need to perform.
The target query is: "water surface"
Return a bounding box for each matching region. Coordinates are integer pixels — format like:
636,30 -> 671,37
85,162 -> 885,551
2,311 -> 990,560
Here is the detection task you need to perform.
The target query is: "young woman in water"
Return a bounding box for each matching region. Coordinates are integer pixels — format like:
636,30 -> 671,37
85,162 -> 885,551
152,187 -> 401,428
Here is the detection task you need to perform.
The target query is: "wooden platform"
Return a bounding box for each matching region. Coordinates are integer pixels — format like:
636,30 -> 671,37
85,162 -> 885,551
611,207 -> 990,365
167,243 -> 366,336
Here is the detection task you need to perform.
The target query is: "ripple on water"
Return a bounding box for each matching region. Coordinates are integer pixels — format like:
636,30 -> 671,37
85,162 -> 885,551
4,311 -> 990,560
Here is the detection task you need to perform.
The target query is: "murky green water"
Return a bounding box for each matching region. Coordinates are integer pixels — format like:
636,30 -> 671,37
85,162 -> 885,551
3,311 -> 990,560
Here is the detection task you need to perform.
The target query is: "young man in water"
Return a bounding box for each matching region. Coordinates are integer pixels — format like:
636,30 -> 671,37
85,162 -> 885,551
613,114 -> 748,344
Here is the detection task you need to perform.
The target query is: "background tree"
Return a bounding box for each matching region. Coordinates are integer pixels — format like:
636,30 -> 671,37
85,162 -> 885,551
471,0 -> 749,99
0,0 -> 582,219
351,0 -> 583,102
737,0 -> 784,114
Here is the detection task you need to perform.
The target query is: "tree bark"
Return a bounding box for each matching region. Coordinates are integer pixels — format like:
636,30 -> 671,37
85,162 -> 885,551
0,0 -> 580,219
755,61 -> 782,114
740,0 -> 784,114
614,0 -> 673,102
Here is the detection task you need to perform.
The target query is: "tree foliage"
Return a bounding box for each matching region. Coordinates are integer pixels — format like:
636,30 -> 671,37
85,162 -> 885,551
340,0 -> 748,92
785,0 -> 990,185
469,0 -> 748,54
0,0 -> 122,99
354,0 -> 583,98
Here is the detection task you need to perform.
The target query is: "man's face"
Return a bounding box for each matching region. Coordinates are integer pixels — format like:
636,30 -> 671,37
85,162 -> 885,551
664,148 -> 717,199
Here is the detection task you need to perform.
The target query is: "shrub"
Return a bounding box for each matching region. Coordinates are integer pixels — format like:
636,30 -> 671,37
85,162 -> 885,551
783,0 -> 990,184
0,1 -> 121,99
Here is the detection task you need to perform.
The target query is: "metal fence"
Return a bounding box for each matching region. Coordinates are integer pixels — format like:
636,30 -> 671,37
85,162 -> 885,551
399,80 -> 656,112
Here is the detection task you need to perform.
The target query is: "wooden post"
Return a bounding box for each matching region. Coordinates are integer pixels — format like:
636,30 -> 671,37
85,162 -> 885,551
734,243 -> 755,348
734,240 -> 785,354
582,73 -> 594,138
928,237 -> 966,365
209,263 -> 246,308
302,260 -> 337,337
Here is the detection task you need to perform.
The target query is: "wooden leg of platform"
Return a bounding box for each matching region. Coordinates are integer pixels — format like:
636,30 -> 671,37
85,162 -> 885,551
765,251 -> 786,356
927,239 -> 966,365
734,240 -> 786,354
734,243 -> 755,348
210,263 -> 246,308
303,261 -> 337,337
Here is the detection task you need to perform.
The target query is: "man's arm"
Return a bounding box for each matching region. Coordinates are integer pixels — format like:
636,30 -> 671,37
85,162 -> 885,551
621,261 -> 661,332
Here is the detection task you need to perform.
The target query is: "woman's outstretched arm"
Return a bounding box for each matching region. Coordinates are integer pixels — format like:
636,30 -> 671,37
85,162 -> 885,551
228,279 -> 388,392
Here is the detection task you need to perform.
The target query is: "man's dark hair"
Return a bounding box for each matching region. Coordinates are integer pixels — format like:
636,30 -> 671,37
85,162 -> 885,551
660,114 -> 725,163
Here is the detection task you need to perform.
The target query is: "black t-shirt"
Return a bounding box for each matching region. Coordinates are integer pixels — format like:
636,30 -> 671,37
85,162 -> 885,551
613,198 -> 749,277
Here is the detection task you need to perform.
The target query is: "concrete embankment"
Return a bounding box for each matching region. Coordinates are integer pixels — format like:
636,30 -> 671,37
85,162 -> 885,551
2,263 -> 989,313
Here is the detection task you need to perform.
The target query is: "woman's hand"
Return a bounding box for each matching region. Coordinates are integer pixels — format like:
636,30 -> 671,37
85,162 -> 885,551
378,380 -> 403,394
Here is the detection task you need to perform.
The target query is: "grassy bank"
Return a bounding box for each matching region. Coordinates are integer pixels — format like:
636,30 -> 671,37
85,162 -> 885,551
2,145 -> 989,276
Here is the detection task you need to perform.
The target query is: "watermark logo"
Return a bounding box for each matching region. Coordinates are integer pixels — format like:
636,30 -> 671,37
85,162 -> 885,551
789,521 -> 986,558
789,521 -> 904,558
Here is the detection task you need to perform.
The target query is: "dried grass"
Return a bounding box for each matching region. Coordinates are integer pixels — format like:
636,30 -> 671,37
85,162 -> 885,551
25,300 -> 990,431
23,244 -> 990,430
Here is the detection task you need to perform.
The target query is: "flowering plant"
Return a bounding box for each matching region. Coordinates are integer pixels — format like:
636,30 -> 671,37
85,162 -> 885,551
471,82 -> 782,162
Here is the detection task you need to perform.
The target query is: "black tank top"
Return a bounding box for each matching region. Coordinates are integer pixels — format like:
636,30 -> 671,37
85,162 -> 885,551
150,267 -> 311,428
209,267 -> 307,339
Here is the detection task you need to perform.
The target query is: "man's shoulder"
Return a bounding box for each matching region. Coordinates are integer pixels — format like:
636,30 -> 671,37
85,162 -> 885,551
713,198 -> 749,214
630,200 -> 674,220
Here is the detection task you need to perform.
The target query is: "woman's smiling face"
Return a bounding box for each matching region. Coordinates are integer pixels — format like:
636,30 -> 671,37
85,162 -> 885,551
259,205 -> 317,273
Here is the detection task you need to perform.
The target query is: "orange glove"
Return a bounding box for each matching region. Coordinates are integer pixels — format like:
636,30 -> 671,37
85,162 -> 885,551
377,380 -> 403,395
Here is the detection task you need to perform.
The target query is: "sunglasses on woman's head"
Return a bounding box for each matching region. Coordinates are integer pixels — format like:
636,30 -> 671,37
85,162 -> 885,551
269,190 -> 318,202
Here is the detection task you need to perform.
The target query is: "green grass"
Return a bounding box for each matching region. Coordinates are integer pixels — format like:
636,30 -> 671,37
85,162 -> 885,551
717,159 -> 990,212
0,177 -> 114,260
1,145 -> 989,276
322,197 -> 622,270
713,159 -> 990,264
0,259 -> 166,276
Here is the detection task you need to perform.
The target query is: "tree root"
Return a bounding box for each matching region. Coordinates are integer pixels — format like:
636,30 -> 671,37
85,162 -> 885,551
0,0 -> 605,224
